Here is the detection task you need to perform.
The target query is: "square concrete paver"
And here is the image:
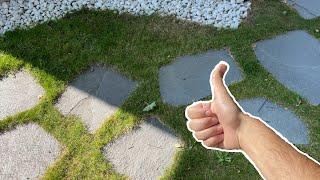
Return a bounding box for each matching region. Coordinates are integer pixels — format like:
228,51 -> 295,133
103,117 -> 181,180
159,50 -> 243,106
55,66 -> 137,133
239,98 -> 309,144
254,30 -> 320,105
0,70 -> 44,120
287,0 -> 320,19
0,123 -> 62,179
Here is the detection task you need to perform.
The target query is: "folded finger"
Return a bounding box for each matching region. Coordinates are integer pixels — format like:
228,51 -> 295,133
187,116 -> 219,131
202,134 -> 224,148
194,124 -> 223,141
186,102 -> 213,119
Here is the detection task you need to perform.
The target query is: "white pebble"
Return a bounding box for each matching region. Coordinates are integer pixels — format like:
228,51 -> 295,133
0,0 -> 251,35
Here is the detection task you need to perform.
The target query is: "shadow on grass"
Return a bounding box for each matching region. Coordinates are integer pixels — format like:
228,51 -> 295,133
1,1 -> 319,178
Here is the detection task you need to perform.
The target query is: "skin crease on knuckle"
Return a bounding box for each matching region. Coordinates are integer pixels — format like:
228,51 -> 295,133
203,134 -> 224,148
187,101 -> 213,119
194,124 -> 223,140
188,116 -> 218,131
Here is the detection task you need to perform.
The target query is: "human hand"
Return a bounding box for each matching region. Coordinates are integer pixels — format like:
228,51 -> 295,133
185,61 -> 244,150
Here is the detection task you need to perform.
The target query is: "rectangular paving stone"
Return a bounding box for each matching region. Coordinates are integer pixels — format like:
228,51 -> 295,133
254,30 -> 320,105
288,0 -> 320,19
239,98 -> 309,144
103,117 -> 181,180
0,70 -> 44,120
159,50 -> 243,106
55,66 -> 137,133
0,123 -> 62,179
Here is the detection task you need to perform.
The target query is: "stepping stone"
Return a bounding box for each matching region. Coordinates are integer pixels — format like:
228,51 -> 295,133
287,0 -> 320,19
254,30 -> 320,105
0,123 -> 62,179
0,70 -> 44,120
103,117 -> 181,179
239,98 -> 309,144
159,50 -> 243,106
55,66 -> 137,133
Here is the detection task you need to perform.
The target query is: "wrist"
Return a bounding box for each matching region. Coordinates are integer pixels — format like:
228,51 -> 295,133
236,113 -> 251,150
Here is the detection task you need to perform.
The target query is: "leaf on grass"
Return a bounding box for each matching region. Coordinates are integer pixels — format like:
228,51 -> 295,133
143,101 -> 156,112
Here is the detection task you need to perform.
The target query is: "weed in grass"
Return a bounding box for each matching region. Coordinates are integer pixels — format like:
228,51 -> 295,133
216,151 -> 232,165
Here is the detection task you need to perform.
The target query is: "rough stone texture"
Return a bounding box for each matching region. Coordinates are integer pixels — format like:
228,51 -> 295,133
0,123 -> 62,179
254,30 -> 320,105
55,66 -> 137,133
159,50 -> 243,106
103,117 -> 181,180
288,0 -> 320,19
239,98 -> 309,144
0,70 -> 44,120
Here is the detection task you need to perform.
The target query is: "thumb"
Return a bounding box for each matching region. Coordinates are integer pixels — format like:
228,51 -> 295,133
210,61 -> 230,100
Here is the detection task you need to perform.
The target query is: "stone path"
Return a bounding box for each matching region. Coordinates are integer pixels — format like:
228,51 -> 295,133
0,70 -> 44,120
287,0 -> 320,19
254,30 -> 320,105
0,123 -> 61,179
239,98 -> 309,144
159,50 -> 243,106
103,117 -> 181,180
0,32 -> 316,178
55,66 -> 137,133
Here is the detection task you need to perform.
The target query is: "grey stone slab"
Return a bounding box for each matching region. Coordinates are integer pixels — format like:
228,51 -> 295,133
159,50 -> 243,106
55,66 -> 137,133
0,70 -> 44,120
288,0 -> 320,19
239,98 -> 309,144
254,30 -> 320,105
0,123 -> 62,180
103,117 -> 181,180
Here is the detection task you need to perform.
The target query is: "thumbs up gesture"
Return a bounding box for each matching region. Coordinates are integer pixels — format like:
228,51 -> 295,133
186,61 -> 244,150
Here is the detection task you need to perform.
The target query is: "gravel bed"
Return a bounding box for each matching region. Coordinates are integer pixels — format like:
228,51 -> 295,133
0,0 -> 251,35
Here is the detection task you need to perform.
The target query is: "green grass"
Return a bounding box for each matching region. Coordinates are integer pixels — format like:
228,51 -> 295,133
0,0 -> 319,179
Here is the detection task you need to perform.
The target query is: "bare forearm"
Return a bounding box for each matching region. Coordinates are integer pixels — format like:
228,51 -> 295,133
237,114 -> 320,179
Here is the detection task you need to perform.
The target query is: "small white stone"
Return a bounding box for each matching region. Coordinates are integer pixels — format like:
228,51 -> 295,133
0,0 -> 251,35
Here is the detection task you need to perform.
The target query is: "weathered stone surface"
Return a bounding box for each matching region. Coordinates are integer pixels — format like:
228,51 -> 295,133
288,0 -> 320,19
0,70 -> 44,120
254,30 -> 320,105
0,123 -> 62,179
55,66 -> 137,133
239,98 -> 309,144
103,117 -> 181,179
159,50 -> 243,106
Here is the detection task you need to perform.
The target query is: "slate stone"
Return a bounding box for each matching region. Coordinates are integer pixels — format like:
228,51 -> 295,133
0,123 -> 62,179
239,98 -> 309,144
55,66 -> 137,133
103,117 -> 181,180
254,30 -> 320,105
159,50 -> 243,106
0,70 -> 44,120
288,0 -> 320,19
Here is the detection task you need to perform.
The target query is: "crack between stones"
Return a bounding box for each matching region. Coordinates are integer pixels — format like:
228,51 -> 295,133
68,68 -> 107,116
67,95 -> 90,115
257,99 -> 267,113
94,70 -> 108,99
288,0 -> 318,17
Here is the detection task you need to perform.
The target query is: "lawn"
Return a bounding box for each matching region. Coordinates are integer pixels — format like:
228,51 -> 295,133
0,0 -> 319,179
